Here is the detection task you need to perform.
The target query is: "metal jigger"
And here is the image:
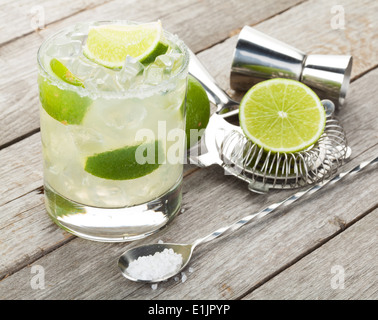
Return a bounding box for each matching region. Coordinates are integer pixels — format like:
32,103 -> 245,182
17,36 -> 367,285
230,26 -> 353,108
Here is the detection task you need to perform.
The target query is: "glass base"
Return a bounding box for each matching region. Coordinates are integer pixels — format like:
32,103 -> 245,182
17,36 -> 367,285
44,178 -> 182,242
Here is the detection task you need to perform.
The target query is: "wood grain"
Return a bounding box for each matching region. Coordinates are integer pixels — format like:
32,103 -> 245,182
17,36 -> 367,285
244,208 -> 378,300
0,0 -> 112,46
251,0 -> 378,80
0,133 -> 42,207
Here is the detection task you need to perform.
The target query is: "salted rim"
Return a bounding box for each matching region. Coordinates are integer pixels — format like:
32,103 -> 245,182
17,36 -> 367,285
37,20 -> 189,99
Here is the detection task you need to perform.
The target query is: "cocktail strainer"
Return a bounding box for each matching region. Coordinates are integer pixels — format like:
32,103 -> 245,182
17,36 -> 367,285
188,50 -> 351,194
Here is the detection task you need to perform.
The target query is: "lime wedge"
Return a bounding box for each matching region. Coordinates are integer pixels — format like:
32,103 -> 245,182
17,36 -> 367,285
239,79 -> 326,153
50,58 -> 84,87
38,74 -> 91,125
84,140 -> 164,180
83,21 -> 168,69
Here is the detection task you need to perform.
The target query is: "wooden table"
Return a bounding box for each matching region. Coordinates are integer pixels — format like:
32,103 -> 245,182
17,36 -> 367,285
1,0 -> 377,300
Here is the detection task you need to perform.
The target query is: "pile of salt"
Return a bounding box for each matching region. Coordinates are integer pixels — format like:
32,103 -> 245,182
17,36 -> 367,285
126,248 -> 183,281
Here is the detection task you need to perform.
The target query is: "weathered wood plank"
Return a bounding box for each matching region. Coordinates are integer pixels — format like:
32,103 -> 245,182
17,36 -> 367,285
0,145 -> 376,299
198,0 -> 378,95
0,0 -> 304,147
0,0 -> 112,46
244,208 -> 378,300
1,0 -> 377,299
0,133 -> 42,207
0,189 -> 71,281
0,66 -> 377,298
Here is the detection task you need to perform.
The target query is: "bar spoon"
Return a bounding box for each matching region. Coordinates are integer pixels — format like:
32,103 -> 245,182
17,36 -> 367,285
118,156 -> 377,283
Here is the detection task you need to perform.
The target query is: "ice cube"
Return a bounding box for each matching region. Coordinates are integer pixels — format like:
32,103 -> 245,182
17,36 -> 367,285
154,54 -> 175,71
68,56 -> 97,81
116,55 -> 144,89
68,126 -> 104,155
143,64 -> 165,85
84,67 -> 122,92
103,102 -> 147,130
65,23 -> 88,42
143,52 -> 184,85
47,38 -> 82,58
66,31 -> 87,43
165,52 -> 184,75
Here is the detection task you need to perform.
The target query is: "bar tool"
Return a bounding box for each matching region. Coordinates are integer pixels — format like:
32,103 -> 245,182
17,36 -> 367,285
119,155 -> 378,283
188,50 -> 351,194
230,26 -> 353,108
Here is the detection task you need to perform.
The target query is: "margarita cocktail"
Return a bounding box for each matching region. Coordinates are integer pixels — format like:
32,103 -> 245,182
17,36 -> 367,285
38,21 -> 189,241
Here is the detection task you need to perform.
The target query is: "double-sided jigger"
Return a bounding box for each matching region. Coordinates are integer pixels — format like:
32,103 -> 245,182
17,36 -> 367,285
230,26 -> 353,108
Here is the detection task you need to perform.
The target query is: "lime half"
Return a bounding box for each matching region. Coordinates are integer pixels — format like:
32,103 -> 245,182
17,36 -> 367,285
185,75 -> 210,149
83,21 -> 168,69
239,79 -> 326,153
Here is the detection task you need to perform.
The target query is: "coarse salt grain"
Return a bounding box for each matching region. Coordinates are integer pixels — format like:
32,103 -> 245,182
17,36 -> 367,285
126,248 -> 183,281
181,272 -> 187,283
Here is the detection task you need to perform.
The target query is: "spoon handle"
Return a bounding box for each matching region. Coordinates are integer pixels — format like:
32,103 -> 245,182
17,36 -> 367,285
192,155 -> 378,248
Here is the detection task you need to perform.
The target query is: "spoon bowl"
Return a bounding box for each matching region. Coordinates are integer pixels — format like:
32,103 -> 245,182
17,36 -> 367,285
118,243 -> 194,283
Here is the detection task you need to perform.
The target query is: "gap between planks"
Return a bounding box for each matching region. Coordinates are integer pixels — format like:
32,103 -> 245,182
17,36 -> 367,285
0,0 -> 114,49
233,143 -> 378,298
195,0 -> 309,55
236,197 -> 378,299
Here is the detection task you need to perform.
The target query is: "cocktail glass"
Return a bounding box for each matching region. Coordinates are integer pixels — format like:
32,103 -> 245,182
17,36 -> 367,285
37,21 -> 189,242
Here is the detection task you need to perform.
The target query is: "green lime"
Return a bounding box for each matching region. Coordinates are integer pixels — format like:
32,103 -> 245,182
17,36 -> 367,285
239,79 -> 326,153
84,140 -> 164,180
185,75 -> 210,149
50,58 -> 84,87
83,21 -> 168,69
38,73 -> 91,125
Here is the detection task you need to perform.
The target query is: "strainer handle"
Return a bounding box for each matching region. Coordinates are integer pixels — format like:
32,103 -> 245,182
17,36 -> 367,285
188,49 -> 239,114
192,155 -> 378,248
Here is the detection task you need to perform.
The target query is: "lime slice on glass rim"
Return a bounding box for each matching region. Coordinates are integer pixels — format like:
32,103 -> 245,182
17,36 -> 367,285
83,21 -> 168,69
239,78 -> 326,153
